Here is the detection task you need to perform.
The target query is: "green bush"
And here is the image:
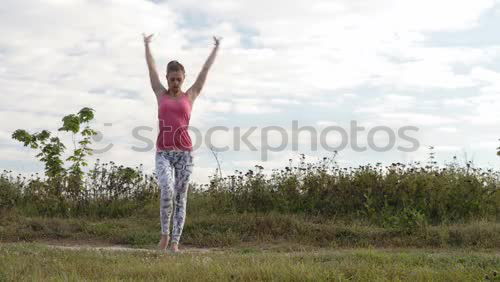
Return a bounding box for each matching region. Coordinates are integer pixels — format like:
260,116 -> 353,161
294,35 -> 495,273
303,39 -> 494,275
0,175 -> 21,209
2,149 -> 499,227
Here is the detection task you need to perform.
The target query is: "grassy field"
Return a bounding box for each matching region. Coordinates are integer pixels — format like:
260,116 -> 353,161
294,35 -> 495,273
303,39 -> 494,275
1,210 -> 500,249
0,210 -> 499,281
2,144 -> 499,280
0,242 -> 498,281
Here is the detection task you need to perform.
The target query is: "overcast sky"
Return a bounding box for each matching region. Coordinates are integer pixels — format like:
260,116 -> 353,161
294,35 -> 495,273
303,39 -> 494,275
1,0 -> 500,184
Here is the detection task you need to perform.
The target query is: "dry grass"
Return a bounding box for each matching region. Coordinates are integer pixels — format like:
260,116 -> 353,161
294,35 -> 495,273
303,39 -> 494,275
0,242 -> 498,281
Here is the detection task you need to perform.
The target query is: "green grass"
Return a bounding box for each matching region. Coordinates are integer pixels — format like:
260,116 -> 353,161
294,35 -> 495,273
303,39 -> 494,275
0,242 -> 498,281
1,210 -> 499,250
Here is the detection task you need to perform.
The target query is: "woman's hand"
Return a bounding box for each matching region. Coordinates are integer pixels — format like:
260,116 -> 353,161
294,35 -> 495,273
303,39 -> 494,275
213,36 -> 222,47
143,33 -> 154,45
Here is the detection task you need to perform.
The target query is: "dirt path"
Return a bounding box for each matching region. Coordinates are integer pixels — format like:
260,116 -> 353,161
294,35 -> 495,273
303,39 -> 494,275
19,239 -> 222,254
45,244 -> 214,254
3,240 -> 499,256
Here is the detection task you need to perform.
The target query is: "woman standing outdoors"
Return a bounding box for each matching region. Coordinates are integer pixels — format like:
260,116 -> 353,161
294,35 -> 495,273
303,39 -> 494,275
143,33 -> 221,253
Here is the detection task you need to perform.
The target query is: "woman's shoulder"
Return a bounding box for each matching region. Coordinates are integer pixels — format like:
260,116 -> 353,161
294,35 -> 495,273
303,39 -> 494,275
185,89 -> 197,104
156,89 -> 168,101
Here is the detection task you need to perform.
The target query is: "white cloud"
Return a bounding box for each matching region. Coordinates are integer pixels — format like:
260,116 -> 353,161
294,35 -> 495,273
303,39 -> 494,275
436,127 -> 458,133
355,94 -> 417,114
378,112 -> 458,126
316,120 -> 339,127
434,145 -> 462,152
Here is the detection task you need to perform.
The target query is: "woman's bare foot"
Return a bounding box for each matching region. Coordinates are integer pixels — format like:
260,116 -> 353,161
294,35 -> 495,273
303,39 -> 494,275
171,242 -> 180,253
158,234 -> 169,250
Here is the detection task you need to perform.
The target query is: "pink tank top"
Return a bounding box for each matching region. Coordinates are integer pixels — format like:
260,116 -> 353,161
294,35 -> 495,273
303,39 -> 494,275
156,92 -> 193,152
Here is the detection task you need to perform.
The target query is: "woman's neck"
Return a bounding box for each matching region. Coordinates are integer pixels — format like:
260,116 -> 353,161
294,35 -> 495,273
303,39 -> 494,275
168,89 -> 182,97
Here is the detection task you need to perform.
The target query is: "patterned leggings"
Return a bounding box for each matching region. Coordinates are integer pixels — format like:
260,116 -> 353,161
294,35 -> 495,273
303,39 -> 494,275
155,150 -> 194,244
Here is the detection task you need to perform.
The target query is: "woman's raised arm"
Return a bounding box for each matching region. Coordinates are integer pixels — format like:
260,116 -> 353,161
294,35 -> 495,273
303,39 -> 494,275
187,36 -> 221,101
143,33 -> 166,97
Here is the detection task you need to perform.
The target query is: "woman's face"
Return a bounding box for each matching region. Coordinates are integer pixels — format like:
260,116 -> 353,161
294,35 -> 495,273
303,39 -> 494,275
166,71 -> 185,92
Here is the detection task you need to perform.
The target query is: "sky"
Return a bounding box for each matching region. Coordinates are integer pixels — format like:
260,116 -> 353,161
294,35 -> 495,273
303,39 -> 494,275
1,0 -> 499,184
